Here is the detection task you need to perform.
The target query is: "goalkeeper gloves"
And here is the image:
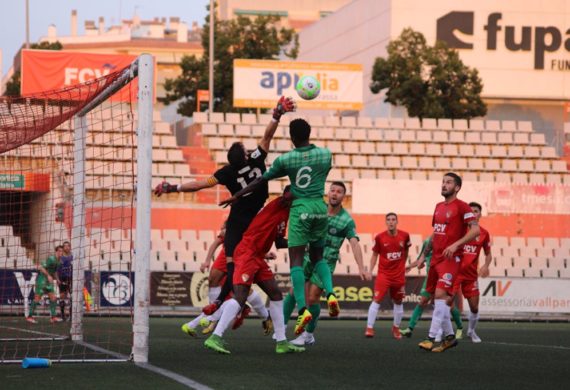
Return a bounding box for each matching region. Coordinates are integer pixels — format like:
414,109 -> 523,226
272,96 -> 296,121
154,181 -> 178,197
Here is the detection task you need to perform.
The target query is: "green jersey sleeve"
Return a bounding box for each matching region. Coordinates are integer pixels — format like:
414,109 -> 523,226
262,156 -> 286,180
344,219 -> 358,241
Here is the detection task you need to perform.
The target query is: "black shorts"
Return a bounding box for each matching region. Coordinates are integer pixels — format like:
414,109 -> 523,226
224,208 -> 259,258
59,277 -> 71,294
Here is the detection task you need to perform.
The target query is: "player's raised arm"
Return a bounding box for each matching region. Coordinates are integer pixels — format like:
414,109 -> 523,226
154,176 -> 218,197
218,176 -> 267,207
259,96 -> 296,153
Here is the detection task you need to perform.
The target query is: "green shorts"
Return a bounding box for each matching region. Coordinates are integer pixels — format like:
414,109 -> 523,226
288,198 -> 328,248
35,277 -> 55,295
303,258 -> 336,290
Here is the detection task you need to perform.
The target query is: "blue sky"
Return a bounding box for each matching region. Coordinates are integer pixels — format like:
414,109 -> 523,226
1,0 -> 209,75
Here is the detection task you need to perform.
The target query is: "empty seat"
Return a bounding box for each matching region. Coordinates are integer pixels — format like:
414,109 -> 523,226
525,146 -> 540,158
376,144 -> 391,155
518,160 -> 534,171
341,117 -> 356,127
358,117 -> 374,128
452,158 -> 468,170
425,144 -> 441,155
513,133 -> 529,144
552,161 -> 568,173
352,155 -> 368,167
334,154 -> 351,167
529,173 -> 545,184
486,120 -> 501,131
530,133 -> 546,145
449,132 -> 464,143
344,141 -> 360,154
501,160 -> 517,171
402,156 -> 417,169
459,144 -> 475,156
491,145 -> 508,157
385,156 -> 401,168
485,159 -> 500,170
390,118 -> 404,129
353,128 -> 367,140
443,144 -> 457,155
336,128 -> 351,140
410,143 -> 425,155
393,143 -> 408,155
508,146 -> 524,158
541,147 -> 557,158
416,131 -> 431,142
497,133 -> 513,144
422,118 -> 437,130
383,130 -> 399,141
318,127 -> 334,139
434,157 -> 451,169
405,117 -> 421,129
400,130 -> 415,142
360,142 -> 376,154
368,129 -> 382,141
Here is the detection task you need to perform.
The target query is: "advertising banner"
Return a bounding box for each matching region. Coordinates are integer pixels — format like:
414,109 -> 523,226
99,271 -> 134,307
21,50 -> 138,101
150,272 -> 193,306
0,172 -> 50,192
233,59 -> 363,110
0,269 -> 37,305
476,278 -> 570,314
353,179 -> 570,215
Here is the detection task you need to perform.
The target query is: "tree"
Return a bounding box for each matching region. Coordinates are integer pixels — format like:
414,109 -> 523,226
3,41 -> 63,97
161,4 -> 299,116
370,28 -> 486,120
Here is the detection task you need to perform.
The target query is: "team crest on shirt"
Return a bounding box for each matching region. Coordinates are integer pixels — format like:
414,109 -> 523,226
329,227 -> 337,234
301,213 -> 308,220
446,211 -> 452,219
443,273 -> 453,281
241,273 -> 250,282
399,241 -> 404,248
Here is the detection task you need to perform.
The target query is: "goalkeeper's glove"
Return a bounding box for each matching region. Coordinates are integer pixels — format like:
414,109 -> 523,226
272,96 -> 296,121
154,181 -> 178,197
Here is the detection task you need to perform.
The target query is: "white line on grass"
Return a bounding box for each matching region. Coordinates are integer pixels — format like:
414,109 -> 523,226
486,341 -> 570,351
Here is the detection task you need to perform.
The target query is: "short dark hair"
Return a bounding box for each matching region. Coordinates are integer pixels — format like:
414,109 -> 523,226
63,241 -> 70,246
289,118 -> 311,145
227,142 -> 246,168
55,245 -> 64,252
469,202 -> 482,212
444,172 -> 462,188
386,212 -> 398,220
330,181 -> 346,193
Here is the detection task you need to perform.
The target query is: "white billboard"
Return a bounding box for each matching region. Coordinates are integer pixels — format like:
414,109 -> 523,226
233,59 -> 363,110
391,0 -> 570,100
474,278 -> 570,314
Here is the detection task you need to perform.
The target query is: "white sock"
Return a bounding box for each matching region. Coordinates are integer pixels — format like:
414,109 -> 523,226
208,286 -> 221,303
187,313 -> 206,328
468,312 -> 479,333
393,303 -> 404,327
269,300 -> 286,342
428,299 -> 447,339
213,299 -> 241,337
441,306 -> 454,337
367,302 -> 380,328
247,290 -> 269,320
209,300 -> 227,322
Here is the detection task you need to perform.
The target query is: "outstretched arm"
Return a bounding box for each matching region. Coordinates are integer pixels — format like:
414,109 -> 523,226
259,96 -> 296,153
219,176 -> 266,207
154,176 -> 218,197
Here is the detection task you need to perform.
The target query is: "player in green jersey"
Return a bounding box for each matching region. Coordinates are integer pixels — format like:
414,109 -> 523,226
400,237 -> 463,338
284,181 -> 368,345
26,245 -> 64,324
220,118 -> 339,335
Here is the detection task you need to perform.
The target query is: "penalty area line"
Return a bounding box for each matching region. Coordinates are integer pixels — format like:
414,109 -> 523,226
135,362 -> 214,390
486,341 -> 570,351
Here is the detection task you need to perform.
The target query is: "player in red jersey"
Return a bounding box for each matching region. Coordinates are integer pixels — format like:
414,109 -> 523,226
365,213 -> 411,339
204,186 -> 305,354
181,221 -> 272,337
418,173 -> 480,352
455,201 -> 492,343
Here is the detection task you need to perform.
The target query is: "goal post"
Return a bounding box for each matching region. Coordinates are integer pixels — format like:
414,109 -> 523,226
0,53 -> 153,364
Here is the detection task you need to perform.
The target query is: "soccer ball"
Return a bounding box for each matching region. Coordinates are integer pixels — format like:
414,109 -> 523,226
296,76 -> 321,100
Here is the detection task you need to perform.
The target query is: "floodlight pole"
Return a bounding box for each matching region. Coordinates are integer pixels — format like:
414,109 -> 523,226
25,0 -> 30,49
208,0 -> 214,112
132,53 -> 154,363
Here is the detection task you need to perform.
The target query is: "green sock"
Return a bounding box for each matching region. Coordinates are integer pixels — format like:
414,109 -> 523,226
290,266 -> 306,309
408,305 -> 424,330
313,260 -> 334,296
451,307 -> 463,329
29,301 -> 38,317
307,304 -> 321,333
283,293 -> 297,325
49,300 -> 57,316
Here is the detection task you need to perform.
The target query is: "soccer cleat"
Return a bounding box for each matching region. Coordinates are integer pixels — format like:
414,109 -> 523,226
50,316 -> 63,324
467,330 -> 482,343
202,300 -> 221,315
432,335 -> 459,353
232,305 -> 251,330
455,328 -> 463,340
291,331 -> 316,346
181,323 -> 197,337
276,340 -> 305,354
365,327 -> 375,338
418,337 -> 435,351
262,316 -> 274,336
294,309 -> 313,335
202,321 -> 217,335
327,293 -> 340,317
399,327 -> 413,338
199,317 -> 211,328
25,316 -> 37,324
204,334 -> 230,354
392,325 -> 402,340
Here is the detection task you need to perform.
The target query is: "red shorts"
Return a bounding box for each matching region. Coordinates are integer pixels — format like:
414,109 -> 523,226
455,277 -> 480,299
425,257 -> 461,295
232,246 -> 274,287
212,251 -> 227,273
373,275 -> 405,302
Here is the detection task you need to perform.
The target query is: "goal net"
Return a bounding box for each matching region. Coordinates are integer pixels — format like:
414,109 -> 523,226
0,55 -> 153,364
